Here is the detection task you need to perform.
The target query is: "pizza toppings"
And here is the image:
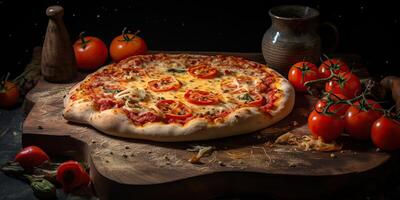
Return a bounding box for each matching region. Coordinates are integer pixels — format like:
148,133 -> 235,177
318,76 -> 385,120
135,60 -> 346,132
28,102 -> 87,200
125,110 -> 161,126
115,88 -> 148,102
167,68 -> 186,73
95,98 -> 124,111
233,89 -> 265,107
184,90 -> 219,105
188,64 -> 218,79
68,54 -> 286,127
148,76 -> 181,92
156,100 -> 193,120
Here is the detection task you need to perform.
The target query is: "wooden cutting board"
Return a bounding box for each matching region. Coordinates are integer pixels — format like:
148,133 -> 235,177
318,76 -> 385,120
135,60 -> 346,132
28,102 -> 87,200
22,52 -> 392,200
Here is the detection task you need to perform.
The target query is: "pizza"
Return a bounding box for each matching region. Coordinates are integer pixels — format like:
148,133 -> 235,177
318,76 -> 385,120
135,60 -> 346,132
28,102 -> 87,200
63,54 -> 295,142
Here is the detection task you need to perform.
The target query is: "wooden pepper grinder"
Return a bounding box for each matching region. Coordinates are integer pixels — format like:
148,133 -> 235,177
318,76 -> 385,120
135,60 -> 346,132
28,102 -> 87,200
41,5 -> 76,83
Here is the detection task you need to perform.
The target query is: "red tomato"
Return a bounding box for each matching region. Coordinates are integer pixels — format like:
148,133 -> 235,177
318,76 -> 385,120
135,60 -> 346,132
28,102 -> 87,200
184,90 -> 219,105
308,110 -> 345,142
73,34 -> 108,70
345,99 -> 383,140
148,76 -> 181,92
15,146 -> 49,170
233,89 -> 265,107
371,116 -> 400,151
318,58 -> 350,78
288,61 -> 319,92
110,29 -> 147,62
314,94 -> 349,116
325,72 -> 361,98
156,100 -> 192,120
56,161 -> 90,192
188,64 -> 218,79
0,81 -> 19,108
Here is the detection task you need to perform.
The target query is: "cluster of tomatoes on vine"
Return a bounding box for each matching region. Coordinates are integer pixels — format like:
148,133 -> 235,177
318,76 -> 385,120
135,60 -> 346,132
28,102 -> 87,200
287,58 -> 400,151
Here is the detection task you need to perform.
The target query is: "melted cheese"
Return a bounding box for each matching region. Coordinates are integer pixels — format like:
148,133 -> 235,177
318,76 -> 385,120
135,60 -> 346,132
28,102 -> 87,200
76,55 -> 280,124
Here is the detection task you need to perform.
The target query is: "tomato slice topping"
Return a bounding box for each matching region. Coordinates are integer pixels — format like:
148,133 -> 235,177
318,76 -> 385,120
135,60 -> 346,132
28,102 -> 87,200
148,76 -> 181,92
233,89 -> 265,107
156,100 -> 193,120
184,90 -> 219,105
188,64 -> 218,79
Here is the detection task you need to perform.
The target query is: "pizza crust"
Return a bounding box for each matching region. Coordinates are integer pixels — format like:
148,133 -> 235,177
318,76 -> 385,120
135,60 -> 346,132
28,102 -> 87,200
63,54 -> 295,142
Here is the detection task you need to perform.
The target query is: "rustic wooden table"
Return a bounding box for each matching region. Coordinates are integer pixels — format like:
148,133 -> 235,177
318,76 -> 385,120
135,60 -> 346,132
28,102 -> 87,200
1,52 -> 400,200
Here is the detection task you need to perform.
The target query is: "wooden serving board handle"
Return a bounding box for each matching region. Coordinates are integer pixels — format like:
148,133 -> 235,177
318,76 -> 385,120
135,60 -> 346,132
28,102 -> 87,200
41,5 -> 76,83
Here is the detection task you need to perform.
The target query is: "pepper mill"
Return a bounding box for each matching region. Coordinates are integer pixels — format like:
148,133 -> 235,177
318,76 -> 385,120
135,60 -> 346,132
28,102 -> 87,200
41,5 -> 76,83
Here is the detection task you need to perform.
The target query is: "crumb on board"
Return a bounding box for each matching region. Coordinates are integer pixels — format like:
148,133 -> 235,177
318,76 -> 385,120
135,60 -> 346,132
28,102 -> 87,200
187,145 -> 214,164
37,125 -> 43,130
330,153 -> 336,158
275,132 -> 342,152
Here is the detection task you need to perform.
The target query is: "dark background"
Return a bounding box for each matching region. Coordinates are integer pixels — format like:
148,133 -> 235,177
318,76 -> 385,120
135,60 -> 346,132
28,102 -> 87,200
0,0 -> 399,78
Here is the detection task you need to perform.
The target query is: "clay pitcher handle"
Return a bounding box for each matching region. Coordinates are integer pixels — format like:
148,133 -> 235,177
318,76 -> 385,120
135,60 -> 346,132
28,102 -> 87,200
320,22 -> 339,53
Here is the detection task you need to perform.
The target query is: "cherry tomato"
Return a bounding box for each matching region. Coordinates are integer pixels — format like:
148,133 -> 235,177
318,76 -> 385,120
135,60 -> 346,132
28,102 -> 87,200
233,89 -> 265,107
0,81 -> 19,108
345,99 -> 383,140
308,110 -> 345,142
110,28 -> 147,62
315,93 -> 349,116
15,146 -> 49,170
56,161 -> 90,192
325,72 -> 361,98
184,90 -> 219,105
288,61 -> 319,92
73,33 -> 108,70
371,116 -> 400,151
188,64 -> 218,79
148,76 -> 181,92
318,58 -> 350,78
156,100 -> 192,120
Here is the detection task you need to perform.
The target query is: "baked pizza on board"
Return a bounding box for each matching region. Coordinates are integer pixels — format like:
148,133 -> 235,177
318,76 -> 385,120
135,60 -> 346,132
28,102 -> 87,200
63,54 -> 295,142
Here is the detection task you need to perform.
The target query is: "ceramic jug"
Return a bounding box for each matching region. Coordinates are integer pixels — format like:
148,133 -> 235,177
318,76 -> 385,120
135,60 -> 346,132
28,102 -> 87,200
262,5 -> 337,75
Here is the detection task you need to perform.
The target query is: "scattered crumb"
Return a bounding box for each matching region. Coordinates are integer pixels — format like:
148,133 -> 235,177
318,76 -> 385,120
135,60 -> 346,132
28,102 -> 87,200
91,140 -> 96,144
289,163 -> 296,168
148,151 -> 152,154
109,151 -> 113,155
376,148 -> 381,152
105,160 -> 109,163
122,154 -> 128,158
125,146 -> 130,149
275,133 -> 342,152
188,145 -> 214,164
340,150 -> 344,153
12,131 -> 18,136
330,153 -> 336,158
293,121 -> 299,126
37,125 -> 43,130
130,153 -> 135,157
218,161 -> 225,166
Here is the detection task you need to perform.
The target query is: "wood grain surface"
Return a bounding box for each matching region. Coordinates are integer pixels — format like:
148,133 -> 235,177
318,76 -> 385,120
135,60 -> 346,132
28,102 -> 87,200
22,52 -> 391,200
